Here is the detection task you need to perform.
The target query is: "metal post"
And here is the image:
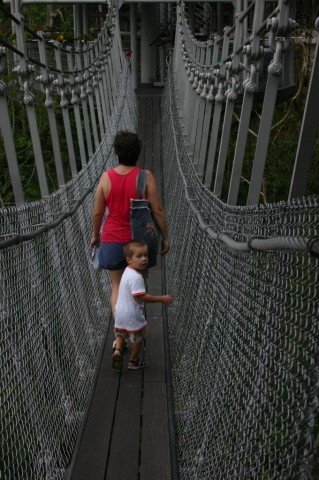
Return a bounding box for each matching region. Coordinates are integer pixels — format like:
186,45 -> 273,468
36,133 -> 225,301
94,39 -> 109,131
228,0 -> 265,204
67,47 -> 87,168
217,3 -> 223,36
74,4 -> 82,39
141,4 -> 158,84
130,3 -> 138,89
76,42 -> 93,158
82,4 -> 89,37
289,17 -> 319,199
14,13 -> 49,197
197,37 -> 219,179
0,87 -> 25,204
189,4 -> 196,36
89,45 -> 105,137
37,32 -> 65,187
204,28 -> 231,188
214,11 -> 243,197
83,44 -> 100,150
246,43 -> 283,204
54,42 -> 78,177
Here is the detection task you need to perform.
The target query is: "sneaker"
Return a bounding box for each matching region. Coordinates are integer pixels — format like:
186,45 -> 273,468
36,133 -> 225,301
128,359 -> 146,370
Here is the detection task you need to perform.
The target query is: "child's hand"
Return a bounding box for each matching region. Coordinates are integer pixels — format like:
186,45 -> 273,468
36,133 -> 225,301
162,295 -> 174,305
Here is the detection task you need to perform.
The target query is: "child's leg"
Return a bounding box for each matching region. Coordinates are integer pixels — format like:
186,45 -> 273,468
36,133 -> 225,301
130,341 -> 143,362
112,332 -> 126,370
115,335 -> 125,352
128,328 -> 147,369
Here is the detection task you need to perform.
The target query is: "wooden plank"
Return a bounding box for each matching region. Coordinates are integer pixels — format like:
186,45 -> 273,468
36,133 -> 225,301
140,382 -> 172,480
144,316 -> 166,382
71,380 -> 118,480
147,265 -> 162,289
98,323 -> 117,381
146,302 -> 163,317
106,381 -> 142,479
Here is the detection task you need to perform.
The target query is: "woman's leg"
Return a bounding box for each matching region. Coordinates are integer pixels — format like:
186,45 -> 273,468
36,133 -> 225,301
109,268 -> 125,317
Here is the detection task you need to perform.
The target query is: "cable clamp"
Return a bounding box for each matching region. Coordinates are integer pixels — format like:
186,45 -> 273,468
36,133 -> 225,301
307,236 -> 319,259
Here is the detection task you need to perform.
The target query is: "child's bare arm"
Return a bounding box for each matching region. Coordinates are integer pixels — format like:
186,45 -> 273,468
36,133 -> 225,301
138,293 -> 173,305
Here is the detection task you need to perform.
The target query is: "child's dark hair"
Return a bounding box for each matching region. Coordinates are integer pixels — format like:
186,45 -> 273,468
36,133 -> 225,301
113,131 -> 142,165
124,240 -> 148,257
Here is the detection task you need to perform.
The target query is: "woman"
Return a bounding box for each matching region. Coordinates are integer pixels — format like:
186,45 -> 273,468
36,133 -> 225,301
90,130 -> 170,316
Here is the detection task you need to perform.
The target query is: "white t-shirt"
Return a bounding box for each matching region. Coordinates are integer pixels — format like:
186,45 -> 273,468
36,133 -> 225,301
114,267 -> 147,332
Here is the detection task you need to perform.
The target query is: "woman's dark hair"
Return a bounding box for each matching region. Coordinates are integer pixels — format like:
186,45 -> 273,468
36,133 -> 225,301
113,131 -> 142,165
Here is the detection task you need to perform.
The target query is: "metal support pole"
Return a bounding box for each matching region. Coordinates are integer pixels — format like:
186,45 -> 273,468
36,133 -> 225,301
76,43 -> 93,158
14,13 -> 49,198
90,45 -> 105,137
0,93 -> 25,204
74,4 -> 81,39
130,3 -> 138,89
67,47 -> 87,168
188,4 -> 196,36
141,4 -> 158,84
54,42 -> 77,177
37,32 -> 65,187
289,17 -> 319,199
82,4 -> 89,36
83,44 -> 100,149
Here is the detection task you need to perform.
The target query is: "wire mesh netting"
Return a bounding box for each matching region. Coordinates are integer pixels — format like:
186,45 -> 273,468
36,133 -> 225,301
162,63 -> 319,479
0,62 -> 137,480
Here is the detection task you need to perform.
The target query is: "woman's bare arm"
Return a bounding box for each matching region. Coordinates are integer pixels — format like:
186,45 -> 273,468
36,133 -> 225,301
90,173 -> 110,248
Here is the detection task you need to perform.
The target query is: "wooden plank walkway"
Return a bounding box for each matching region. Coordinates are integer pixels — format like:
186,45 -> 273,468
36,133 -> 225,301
71,86 -> 174,480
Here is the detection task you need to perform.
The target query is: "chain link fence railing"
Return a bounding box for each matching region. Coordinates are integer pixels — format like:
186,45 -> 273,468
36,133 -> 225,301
0,59 -> 137,480
162,60 -> 319,480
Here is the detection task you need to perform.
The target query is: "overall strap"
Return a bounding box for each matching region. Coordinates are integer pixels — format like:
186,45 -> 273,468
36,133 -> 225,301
137,169 -> 146,199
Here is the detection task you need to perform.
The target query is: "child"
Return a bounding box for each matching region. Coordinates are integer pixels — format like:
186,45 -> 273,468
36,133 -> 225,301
112,240 -> 173,370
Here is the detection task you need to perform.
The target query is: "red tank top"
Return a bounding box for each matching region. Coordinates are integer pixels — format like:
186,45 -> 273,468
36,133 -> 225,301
101,167 -> 141,242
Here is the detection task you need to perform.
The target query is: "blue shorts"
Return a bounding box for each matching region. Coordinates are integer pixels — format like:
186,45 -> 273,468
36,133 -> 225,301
99,242 -> 127,271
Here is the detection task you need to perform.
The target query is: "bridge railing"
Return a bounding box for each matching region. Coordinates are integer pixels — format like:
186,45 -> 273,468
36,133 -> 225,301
162,1 -> 319,477
173,0 -> 319,206
0,0 -> 125,206
163,53 -> 319,480
0,4 -> 138,479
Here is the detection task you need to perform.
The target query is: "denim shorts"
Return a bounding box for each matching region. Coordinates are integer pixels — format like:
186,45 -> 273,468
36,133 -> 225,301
98,242 -> 127,270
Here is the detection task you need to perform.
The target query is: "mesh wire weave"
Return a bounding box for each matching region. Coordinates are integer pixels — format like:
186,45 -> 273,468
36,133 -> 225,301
0,62 -> 137,480
162,62 -> 319,480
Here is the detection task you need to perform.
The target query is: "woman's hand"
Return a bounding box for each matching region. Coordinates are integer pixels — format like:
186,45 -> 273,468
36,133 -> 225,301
160,238 -> 170,256
90,235 -> 100,249
90,173 -> 108,250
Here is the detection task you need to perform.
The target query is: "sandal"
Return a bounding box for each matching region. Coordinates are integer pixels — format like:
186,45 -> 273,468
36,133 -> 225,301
128,359 -> 146,370
112,348 -> 123,370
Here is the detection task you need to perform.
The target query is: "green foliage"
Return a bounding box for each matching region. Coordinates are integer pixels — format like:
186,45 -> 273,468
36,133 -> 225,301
0,76 -> 82,205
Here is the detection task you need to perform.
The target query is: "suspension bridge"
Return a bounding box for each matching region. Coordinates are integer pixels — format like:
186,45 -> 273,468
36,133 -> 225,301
1,1 -> 319,479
